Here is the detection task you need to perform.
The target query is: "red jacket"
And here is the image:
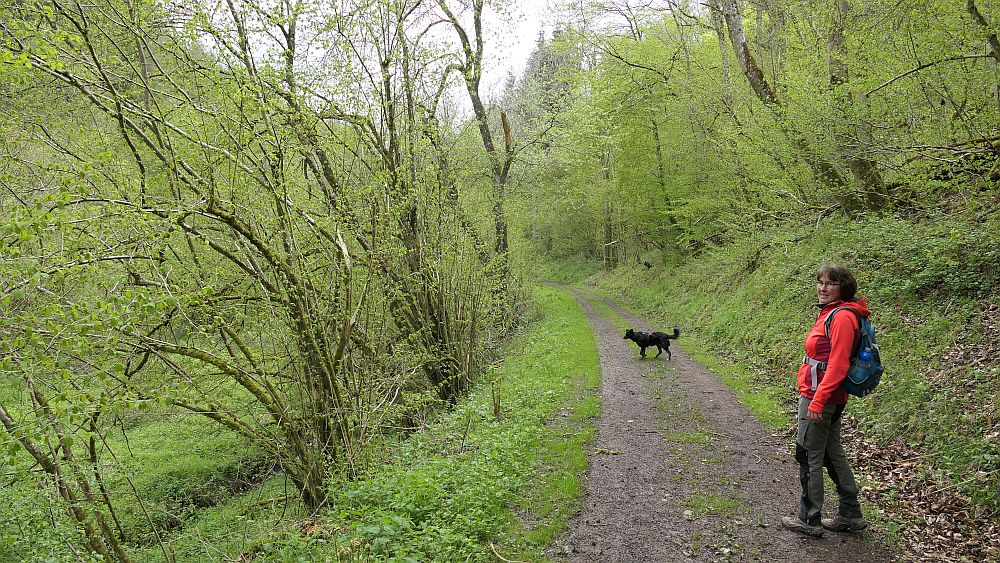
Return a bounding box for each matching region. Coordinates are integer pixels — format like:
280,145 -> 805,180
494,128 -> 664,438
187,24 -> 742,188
798,297 -> 870,414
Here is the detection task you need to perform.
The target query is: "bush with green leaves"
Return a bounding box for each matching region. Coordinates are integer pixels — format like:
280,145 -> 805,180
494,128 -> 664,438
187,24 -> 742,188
299,285 -> 601,562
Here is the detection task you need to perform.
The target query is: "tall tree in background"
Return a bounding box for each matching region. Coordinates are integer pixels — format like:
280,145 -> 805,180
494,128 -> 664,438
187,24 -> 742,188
826,0 -> 888,210
714,0 -> 864,210
437,0 -> 515,286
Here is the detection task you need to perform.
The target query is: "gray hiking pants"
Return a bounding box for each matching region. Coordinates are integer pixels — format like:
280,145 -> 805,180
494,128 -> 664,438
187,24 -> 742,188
795,397 -> 862,525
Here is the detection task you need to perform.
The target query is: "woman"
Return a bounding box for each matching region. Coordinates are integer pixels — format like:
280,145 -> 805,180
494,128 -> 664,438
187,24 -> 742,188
781,264 -> 869,537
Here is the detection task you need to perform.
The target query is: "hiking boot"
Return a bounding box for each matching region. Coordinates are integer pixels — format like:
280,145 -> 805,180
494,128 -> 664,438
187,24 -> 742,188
781,516 -> 825,538
821,514 -> 868,532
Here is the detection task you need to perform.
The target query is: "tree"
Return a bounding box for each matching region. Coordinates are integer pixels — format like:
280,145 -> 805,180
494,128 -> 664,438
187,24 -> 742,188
1,2 -> 502,558
437,0 -> 515,280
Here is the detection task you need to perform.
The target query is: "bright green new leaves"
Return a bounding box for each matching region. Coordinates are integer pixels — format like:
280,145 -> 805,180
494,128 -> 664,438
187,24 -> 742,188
2,0 -> 516,560
509,1 -> 1000,267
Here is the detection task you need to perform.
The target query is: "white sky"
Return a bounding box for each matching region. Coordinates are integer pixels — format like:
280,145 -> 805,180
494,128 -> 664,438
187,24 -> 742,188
480,0 -> 556,96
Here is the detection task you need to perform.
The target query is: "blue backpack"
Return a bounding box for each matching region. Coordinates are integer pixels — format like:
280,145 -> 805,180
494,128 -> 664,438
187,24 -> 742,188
823,307 -> 884,397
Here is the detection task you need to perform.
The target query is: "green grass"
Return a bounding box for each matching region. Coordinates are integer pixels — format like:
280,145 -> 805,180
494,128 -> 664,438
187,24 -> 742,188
493,285 -> 602,559
682,491 -> 742,518
110,415 -> 267,547
134,283 -> 602,562
137,476 -> 310,562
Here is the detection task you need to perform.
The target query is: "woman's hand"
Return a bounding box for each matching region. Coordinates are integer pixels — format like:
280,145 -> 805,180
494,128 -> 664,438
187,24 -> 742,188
807,409 -> 824,423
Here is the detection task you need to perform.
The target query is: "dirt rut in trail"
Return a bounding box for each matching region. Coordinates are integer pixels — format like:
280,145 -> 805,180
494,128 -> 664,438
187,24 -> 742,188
550,284 -> 894,562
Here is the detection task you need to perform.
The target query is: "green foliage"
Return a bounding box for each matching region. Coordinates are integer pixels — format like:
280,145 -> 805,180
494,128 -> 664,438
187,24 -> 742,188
136,476 -> 312,562
316,285 -> 600,561
72,284 -> 600,562
0,488 -> 97,563
2,3 -> 517,558
117,418 -> 270,538
512,1 -> 1000,273
0,409 -> 270,556
849,219 -> 1000,298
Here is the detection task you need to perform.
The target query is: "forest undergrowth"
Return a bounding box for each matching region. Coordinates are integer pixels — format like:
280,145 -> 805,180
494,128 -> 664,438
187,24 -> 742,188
1,285 -> 600,562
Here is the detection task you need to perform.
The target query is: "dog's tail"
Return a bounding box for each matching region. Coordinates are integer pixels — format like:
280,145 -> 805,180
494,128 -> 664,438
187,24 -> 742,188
669,328 -> 680,339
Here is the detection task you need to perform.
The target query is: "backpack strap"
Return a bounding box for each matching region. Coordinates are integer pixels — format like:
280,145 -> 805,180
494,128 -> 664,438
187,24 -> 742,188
823,306 -> 863,356
803,355 -> 826,391
806,306 -> 864,392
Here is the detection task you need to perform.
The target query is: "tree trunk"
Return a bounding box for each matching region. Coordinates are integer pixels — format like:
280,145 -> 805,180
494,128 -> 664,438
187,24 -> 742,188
829,0 -> 888,212
966,0 -> 1000,111
718,0 -> 777,105
716,0 -> 851,197
603,195 -> 616,272
438,0 -> 514,286
650,119 -> 679,232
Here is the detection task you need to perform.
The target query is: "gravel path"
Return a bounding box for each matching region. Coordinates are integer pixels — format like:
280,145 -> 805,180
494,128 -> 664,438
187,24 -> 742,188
550,284 -> 894,562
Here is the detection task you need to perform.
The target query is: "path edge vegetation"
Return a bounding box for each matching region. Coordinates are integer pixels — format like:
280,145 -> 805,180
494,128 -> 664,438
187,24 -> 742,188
110,284 -> 599,562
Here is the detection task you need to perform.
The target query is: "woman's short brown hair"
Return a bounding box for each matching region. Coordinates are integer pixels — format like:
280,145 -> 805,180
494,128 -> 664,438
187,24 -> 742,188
817,263 -> 858,302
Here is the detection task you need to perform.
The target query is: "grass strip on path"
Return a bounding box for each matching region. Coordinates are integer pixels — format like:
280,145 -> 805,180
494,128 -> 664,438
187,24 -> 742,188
575,284 -> 788,431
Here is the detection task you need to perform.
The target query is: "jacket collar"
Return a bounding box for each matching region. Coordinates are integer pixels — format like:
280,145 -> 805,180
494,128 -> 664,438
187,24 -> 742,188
815,297 -> 870,317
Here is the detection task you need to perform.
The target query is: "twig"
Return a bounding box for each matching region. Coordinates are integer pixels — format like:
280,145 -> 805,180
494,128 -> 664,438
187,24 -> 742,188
865,55 -> 992,96
460,412 -> 474,451
490,542 -> 526,563
927,469 -> 999,496
815,204 -> 841,229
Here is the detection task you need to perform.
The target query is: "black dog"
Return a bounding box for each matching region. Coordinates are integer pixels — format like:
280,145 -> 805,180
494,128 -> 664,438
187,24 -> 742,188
623,328 -> 680,359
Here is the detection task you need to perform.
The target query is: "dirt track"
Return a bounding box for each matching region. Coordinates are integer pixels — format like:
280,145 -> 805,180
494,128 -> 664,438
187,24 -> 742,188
549,284 -> 894,562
